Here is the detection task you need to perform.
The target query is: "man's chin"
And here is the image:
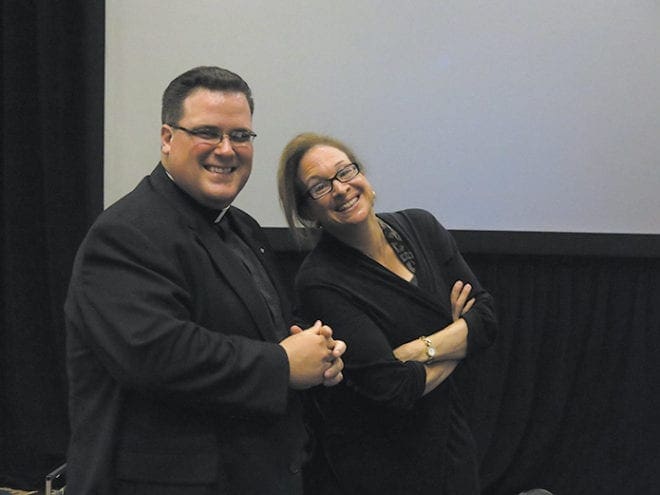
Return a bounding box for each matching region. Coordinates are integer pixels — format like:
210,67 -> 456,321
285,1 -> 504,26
204,198 -> 233,211
201,188 -> 242,211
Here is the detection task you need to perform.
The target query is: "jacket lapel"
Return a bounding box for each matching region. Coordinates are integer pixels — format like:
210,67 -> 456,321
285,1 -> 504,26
226,210 -> 293,319
195,223 -> 281,342
149,164 -> 282,342
322,231 -> 453,322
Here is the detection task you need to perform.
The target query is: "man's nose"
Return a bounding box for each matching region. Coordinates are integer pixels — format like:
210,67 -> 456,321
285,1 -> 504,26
213,134 -> 235,154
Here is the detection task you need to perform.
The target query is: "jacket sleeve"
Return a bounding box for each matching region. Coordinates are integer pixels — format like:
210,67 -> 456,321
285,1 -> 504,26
423,211 -> 498,354
65,216 -> 291,417
298,283 -> 426,410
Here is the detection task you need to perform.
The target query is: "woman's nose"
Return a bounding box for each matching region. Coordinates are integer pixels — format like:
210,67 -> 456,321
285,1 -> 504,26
331,178 -> 350,196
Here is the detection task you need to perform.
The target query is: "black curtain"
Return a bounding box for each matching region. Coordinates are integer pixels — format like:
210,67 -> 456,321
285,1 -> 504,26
276,246 -> 660,494
1,1 -> 104,489
457,254 -> 660,494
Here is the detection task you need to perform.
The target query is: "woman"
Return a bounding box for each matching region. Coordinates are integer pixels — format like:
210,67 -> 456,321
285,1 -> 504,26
278,133 -> 498,494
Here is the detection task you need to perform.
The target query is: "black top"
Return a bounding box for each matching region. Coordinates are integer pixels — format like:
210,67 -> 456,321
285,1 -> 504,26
295,209 -> 498,494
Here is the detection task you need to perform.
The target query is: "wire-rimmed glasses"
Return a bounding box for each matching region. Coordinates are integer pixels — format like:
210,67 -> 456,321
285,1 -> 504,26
168,124 -> 257,147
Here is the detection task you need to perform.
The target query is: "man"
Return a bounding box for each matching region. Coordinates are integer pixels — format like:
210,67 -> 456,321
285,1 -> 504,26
64,66 -> 345,494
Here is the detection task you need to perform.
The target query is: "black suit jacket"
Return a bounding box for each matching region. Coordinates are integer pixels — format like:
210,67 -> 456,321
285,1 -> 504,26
65,164 -> 306,494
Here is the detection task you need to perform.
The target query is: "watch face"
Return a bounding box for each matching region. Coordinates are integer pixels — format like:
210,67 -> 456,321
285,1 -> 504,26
427,347 -> 436,358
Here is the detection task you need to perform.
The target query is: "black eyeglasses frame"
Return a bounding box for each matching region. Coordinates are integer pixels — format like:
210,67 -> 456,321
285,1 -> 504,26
168,123 -> 257,146
306,162 -> 361,200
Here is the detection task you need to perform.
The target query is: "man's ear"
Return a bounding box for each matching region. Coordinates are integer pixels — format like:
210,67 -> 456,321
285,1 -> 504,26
160,125 -> 174,154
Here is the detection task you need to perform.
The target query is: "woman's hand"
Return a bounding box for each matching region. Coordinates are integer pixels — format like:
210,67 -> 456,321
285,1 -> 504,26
392,281 -> 474,364
450,280 -> 475,322
392,338 -> 425,363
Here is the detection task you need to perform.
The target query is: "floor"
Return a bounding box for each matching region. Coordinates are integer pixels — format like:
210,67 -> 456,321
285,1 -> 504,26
0,488 -> 39,495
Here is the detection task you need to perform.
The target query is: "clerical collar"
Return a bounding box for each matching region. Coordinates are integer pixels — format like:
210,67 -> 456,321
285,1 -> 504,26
213,207 -> 230,223
164,168 -> 230,224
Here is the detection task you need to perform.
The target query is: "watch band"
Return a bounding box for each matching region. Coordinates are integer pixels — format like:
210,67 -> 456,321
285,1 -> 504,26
419,336 -> 436,363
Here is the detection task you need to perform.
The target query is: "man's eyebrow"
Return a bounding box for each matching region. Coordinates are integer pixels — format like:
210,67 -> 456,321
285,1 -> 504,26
188,125 -> 219,131
192,125 -> 252,132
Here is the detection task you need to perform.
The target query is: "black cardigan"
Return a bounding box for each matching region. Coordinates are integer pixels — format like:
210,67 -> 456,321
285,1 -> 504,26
296,209 -> 497,494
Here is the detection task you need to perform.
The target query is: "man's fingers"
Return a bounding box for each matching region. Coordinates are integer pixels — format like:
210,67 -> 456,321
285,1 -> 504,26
322,357 -> 345,386
323,372 -> 343,387
289,325 -> 303,335
331,340 -> 347,358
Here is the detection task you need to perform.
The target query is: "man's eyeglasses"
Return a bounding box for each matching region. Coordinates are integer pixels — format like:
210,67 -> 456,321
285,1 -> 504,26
168,124 -> 257,147
306,162 -> 361,200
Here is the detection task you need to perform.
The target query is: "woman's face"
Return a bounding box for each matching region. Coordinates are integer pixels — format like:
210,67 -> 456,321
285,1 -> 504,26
297,145 -> 375,233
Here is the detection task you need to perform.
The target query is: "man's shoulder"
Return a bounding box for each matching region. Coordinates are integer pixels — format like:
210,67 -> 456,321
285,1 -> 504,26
228,205 -> 262,227
82,177 -> 193,256
95,177 -> 167,227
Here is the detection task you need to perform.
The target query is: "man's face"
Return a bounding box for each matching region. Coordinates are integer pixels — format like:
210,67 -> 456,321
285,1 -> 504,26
161,89 -> 254,210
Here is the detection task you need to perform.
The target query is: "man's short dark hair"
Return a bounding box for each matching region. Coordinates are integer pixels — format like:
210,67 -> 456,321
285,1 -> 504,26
161,66 -> 254,124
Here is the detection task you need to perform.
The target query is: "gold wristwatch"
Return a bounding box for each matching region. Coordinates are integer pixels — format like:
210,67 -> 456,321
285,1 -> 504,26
420,336 -> 436,363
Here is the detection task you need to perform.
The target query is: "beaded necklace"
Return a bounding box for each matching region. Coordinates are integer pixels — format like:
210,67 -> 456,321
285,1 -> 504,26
377,217 -> 417,281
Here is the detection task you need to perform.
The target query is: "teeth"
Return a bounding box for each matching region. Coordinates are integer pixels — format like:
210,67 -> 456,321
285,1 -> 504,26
337,197 -> 358,212
207,166 -> 233,174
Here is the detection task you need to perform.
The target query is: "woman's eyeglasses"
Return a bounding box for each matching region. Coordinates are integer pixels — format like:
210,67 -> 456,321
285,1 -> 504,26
306,162 -> 361,200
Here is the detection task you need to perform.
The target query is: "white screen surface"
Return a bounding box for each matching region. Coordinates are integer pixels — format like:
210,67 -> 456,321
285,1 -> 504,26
105,1 -> 660,233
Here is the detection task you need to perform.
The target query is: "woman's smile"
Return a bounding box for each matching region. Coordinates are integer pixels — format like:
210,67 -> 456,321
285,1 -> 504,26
335,195 -> 359,212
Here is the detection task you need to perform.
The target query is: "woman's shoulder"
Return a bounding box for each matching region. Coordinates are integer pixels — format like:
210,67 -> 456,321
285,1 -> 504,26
380,207 -> 437,223
380,209 -> 448,235
296,234 -> 349,284
379,209 -> 457,262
